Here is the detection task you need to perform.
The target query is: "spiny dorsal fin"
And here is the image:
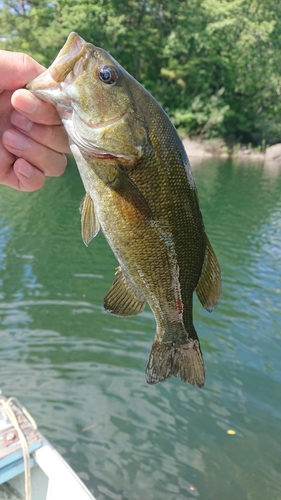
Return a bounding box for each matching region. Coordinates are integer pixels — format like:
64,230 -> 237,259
196,233 -> 221,312
79,193 -> 100,246
104,267 -> 146,316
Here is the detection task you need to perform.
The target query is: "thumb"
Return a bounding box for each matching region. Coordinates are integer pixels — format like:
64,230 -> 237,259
0,50 -> 45,90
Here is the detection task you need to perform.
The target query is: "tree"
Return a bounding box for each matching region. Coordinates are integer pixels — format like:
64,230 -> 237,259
159,0 -> 281,145
1,0 -> 281,145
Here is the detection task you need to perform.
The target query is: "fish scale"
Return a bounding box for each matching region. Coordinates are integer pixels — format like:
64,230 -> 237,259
27,32 -> 221,387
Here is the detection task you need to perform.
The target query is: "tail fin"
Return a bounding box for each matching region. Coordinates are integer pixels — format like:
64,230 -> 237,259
145,339 -> 205,388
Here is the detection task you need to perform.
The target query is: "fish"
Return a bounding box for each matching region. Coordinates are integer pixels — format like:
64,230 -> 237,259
27,32 -> 221,387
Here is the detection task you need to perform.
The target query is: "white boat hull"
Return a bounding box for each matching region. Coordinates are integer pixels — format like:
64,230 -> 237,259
0,394 -> 96,500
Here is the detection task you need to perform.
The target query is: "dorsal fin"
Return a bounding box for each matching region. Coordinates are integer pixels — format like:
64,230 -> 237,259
79,193 -> 100,246
196,233 -> 221,312
104,267 -> 146,316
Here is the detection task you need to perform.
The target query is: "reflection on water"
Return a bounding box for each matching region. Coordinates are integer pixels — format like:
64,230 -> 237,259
0,158 -> 281,499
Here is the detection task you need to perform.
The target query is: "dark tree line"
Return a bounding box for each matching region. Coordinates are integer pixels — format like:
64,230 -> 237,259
1,0 -> 281,146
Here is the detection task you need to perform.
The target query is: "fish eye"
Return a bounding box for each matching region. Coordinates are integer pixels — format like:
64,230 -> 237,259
97,65 -> 118,85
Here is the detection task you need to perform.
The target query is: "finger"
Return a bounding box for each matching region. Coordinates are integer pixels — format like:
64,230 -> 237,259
10,110 -> 71,154
2,129 -> 67,177
5,159 -> 46,192
0,141 -> 45,191
11,89 -> 62,126
0,142 -> 16,184
0,51 -> 44,89
14,159 -> 46,191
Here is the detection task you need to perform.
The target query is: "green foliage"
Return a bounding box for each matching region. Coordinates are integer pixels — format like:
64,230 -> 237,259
1,0 -> 281,145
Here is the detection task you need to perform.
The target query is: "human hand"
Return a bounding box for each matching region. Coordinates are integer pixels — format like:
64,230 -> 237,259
0,50 -> 71,191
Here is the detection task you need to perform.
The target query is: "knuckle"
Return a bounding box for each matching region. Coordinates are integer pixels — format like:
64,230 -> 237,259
21,53 -> 33,72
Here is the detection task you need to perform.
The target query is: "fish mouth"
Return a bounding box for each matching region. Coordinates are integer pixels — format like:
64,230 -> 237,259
52,32 -> 85,72
49,32 -> 87,83
27,32 -> 86,94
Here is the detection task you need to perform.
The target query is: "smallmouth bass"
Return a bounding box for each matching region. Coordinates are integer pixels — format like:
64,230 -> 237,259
27,32 -> 221,387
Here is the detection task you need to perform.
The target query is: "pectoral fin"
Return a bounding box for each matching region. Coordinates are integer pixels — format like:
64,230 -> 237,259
94,163 -> 151,224
104,267 -> 146,316
79,193 -> 100,246
196,233 -> 221,312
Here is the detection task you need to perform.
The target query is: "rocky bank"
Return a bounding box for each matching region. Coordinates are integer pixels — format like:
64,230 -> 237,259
182,138 -> 281,163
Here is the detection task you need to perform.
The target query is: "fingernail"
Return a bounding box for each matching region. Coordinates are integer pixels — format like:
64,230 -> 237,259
3,130 -> 28,151
11,112 -> 33,132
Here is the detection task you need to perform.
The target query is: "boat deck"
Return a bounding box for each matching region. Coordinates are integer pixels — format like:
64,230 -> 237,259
0,394 -> 96,500
0,398 -> 42,485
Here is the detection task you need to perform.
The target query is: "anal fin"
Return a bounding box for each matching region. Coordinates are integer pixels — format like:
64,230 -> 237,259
196,233 -> 221,312
79,193 -> 100,246
104,267 -> 146,316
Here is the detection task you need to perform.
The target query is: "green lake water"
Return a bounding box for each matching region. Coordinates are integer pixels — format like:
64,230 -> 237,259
0,156 -> 281,500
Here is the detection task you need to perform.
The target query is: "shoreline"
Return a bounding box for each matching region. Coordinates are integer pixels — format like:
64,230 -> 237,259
182,137 -> 281,163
